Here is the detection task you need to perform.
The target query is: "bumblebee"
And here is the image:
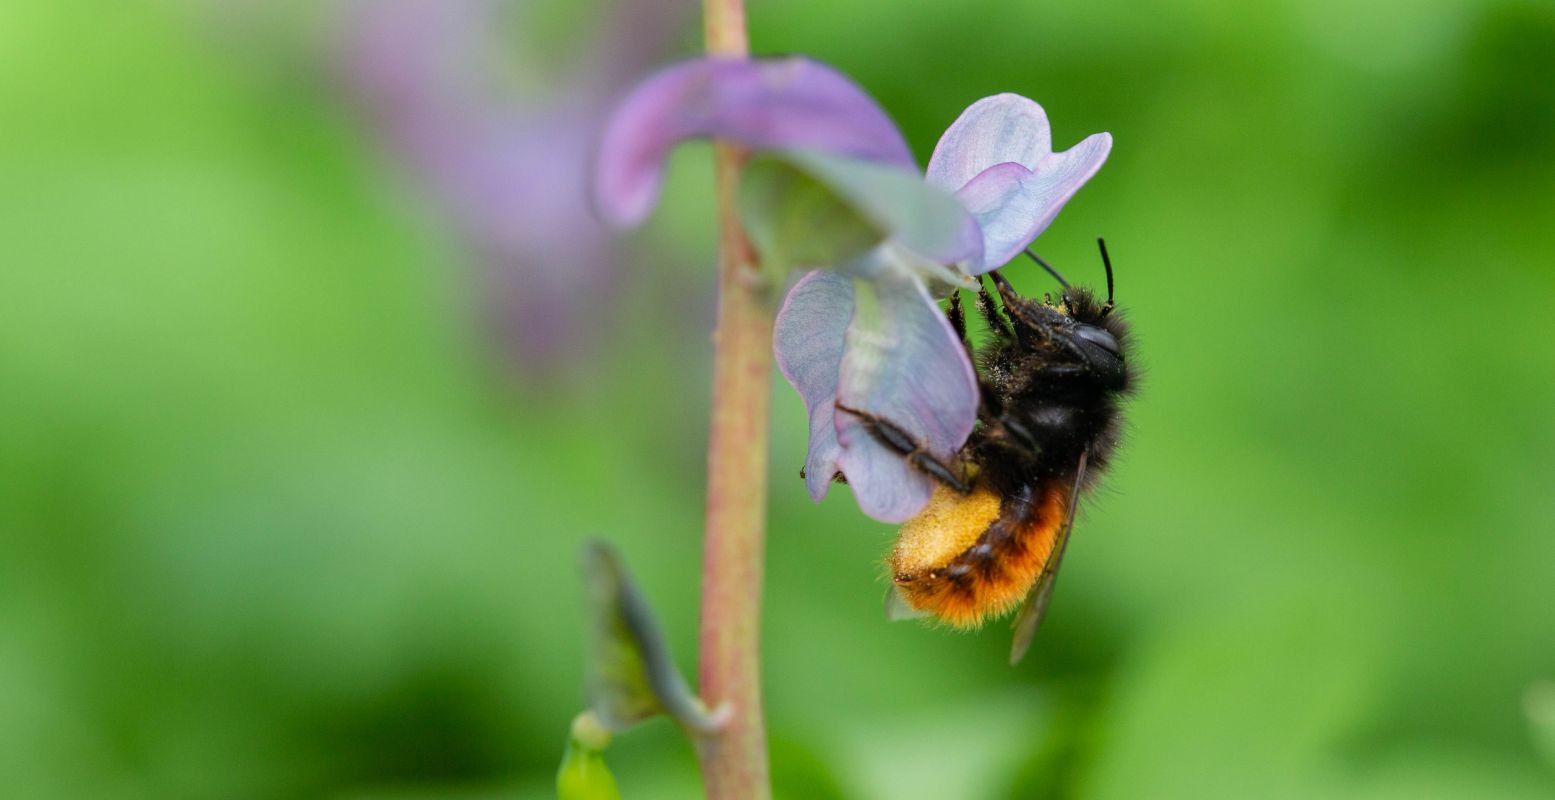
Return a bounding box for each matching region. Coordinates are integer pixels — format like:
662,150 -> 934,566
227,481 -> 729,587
839,240 -> 1135,663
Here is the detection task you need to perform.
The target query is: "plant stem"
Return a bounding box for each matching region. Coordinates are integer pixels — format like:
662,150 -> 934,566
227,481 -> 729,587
697,1 -> 771,798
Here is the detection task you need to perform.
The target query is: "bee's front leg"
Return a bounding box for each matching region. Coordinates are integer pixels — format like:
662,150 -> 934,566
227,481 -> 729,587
834,403 -> 972,493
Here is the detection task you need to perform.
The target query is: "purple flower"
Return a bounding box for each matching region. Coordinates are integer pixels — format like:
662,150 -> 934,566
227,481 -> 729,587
338,0 -> 689,373
926,94 -> 1113,274
594,57 -> 1110,522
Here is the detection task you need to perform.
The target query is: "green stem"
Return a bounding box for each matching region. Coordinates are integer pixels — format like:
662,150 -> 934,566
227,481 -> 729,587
696,1 -> 772,798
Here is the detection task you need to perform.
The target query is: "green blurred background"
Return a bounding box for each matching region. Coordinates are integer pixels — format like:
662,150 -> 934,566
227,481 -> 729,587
3,0 -> 1553,797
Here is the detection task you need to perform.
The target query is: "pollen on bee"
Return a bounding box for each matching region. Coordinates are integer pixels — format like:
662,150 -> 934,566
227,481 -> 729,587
888,481 -> 1068,628
891,485 -> 1001,577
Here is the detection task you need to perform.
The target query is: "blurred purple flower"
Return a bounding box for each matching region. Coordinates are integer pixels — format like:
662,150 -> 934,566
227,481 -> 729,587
593,56 -> 1109,522
337,0 -> 687,372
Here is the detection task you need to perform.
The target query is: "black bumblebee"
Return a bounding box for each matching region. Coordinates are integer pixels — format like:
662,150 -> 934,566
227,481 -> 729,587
838,239 -> 1135,663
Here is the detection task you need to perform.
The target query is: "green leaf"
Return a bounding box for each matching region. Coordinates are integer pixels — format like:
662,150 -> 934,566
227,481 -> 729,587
580,540 -> 723,734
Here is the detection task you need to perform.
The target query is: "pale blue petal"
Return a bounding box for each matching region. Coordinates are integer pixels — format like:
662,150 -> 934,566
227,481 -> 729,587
773,270 -> 853,501
925,94 -> 1111,272
954,131 -> 1111,273
926,93 -> 1054,192
834,260 -> 978,523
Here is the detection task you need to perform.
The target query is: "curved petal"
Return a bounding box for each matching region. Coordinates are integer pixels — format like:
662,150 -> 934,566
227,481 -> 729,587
834,260 -> 978,523
784,150 -> 983,268
926,93 -> 1054,192
595,57 -> 916,226
742,150 -> 983,272
954,131 -> 1111,273
774,270 -> 854,501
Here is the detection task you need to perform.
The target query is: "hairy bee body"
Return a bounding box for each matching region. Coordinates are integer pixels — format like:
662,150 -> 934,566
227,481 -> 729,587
885,271 -> 1135,648
890,479 -> 1070,627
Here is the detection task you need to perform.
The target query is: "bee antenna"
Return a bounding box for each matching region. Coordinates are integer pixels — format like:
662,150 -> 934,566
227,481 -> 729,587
1098,238 -> 1115,306
1022,249 -> 1071,291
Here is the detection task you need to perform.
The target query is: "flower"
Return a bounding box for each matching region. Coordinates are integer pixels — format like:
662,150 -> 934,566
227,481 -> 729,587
926,94 -> 1114,274
338,0 -> 689,373
593,56 -> 1110,522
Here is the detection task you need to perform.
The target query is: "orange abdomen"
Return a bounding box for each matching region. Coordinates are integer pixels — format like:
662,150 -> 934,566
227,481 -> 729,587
889,480 -> 1070,628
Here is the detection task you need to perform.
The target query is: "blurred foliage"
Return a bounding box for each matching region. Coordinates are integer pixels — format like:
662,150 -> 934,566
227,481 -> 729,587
1,0 -> 1552,798
557,712 -> 621,800
579,541 -> 720,735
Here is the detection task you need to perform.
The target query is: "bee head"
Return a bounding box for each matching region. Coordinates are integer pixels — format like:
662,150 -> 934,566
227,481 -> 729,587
1055,287 -> 1127,389
1027,239 -> 1129,375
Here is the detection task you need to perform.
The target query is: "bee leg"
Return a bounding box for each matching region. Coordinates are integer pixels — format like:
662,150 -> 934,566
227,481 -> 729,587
998,415 -> 1040,453
989,272 -> 1095,364
979,414 -> 1042,463
907,453 -> 972,493
987,270 -> 1060,345
797,467 -> 849,484
834,403 -> 972,493
947,290 -> 975,359
976,277 -> 1013,340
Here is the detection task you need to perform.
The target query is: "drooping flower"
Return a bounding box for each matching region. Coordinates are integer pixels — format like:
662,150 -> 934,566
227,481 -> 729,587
593,56 -> 1110,522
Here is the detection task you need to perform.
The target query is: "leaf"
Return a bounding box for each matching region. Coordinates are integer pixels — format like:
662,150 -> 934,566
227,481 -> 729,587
580,540 -> 724,734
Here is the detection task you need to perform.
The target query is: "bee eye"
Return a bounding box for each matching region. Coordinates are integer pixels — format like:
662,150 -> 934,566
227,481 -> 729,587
1076,325 -> 1121,358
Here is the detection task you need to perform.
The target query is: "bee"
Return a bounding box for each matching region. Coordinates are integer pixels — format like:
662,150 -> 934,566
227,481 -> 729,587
838,239 -> 1134,664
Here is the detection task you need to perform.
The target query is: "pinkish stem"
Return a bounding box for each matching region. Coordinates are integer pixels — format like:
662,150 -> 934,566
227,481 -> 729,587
695,0 -> 772,798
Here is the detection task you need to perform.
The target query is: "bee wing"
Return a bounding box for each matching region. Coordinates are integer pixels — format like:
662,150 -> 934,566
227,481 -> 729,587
884,587 -> 931,621
1009,449 -> 1089,665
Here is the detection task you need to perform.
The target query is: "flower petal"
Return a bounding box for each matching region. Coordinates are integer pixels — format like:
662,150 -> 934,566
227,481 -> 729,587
595,57 -> 916,227
834,256 -> 978,523
739,157 -> 892,275
925,94 -> 1111,272
773,270 -> 854,502
782,150 -> 983,268
926,93 -> 1055,191
740,150 -> 983,273
953,131 -> 1111,272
